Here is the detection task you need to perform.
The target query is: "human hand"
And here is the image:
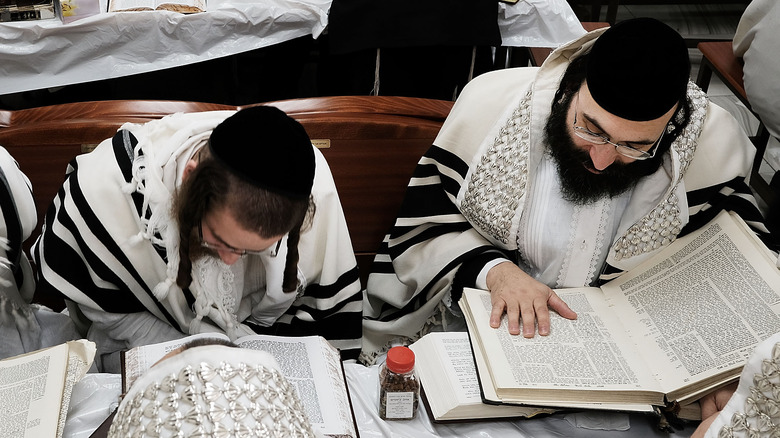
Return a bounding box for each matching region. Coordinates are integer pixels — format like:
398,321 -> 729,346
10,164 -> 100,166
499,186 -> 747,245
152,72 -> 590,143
485,261 -> 577,337
691,382 -> 738,438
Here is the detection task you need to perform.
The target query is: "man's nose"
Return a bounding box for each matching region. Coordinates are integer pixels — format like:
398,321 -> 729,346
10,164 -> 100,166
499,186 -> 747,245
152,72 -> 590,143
218,250 -> 241,265
588,143 -> 619,171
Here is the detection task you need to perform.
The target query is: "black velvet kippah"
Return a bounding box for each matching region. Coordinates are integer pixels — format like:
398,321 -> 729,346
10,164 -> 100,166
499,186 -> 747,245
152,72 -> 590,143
586,17 -> 690,121
209,106 -> 315,200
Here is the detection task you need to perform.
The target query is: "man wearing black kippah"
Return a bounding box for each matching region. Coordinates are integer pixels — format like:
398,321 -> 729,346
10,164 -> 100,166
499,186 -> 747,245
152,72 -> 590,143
362,18 -> 777,364
32,106 -> 363,372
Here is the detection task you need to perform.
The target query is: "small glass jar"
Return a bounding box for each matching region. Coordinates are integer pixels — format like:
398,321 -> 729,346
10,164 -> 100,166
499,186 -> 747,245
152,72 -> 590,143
378,346 -> 420,420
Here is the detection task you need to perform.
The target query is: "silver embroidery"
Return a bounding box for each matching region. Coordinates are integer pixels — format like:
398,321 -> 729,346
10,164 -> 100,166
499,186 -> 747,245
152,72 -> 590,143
612,83 -> 708,261
109,362 -> 316,438
461,90 -> 532,244
586,199 -> 611,285
556,198 -> 612,287
715,342 -> 780,438
196,257 -> 237,317
557,205 -> 583,288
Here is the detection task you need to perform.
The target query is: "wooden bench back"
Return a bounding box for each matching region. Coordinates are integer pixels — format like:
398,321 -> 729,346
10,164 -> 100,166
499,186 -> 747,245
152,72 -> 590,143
0,96 -> 453,290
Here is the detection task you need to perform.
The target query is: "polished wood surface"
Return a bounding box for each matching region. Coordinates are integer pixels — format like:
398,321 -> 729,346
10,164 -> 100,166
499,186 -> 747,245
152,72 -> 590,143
0,96 -> 453,291
695,40 -> 774,208
695,41 -> 747,107
266,96 -> 453,287
0,100 -> 234,252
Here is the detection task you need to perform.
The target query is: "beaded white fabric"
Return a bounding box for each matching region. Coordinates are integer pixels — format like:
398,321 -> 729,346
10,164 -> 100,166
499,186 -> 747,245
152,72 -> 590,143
195,256 -> 240,320
460,89 -> 532,245
706,334 -> 780,438
108,345 -> 318,438
611,82 -> 707,261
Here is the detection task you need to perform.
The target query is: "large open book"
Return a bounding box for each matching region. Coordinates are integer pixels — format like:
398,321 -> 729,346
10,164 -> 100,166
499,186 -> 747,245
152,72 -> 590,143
107,0 -> 203,13
461,210 -> 780,411
409,331 -> 557,422
0,340 -> 96,438
121,333 -> 358,438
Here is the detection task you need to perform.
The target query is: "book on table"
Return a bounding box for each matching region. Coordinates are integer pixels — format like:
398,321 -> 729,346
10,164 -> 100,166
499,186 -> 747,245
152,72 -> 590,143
107,0 -> 203,13
121,332 -> 358,438
460,210 -> 780,413
409,331 -> 558,422
0,340 -> 96,438
409,331 -> 661,423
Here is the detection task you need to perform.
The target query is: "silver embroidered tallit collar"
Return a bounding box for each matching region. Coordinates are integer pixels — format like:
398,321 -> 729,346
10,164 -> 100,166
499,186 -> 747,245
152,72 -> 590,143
108,345 -> 320,438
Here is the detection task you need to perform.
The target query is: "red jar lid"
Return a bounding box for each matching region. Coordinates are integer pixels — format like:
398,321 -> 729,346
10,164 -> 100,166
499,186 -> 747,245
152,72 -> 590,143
386,346 -> 415,373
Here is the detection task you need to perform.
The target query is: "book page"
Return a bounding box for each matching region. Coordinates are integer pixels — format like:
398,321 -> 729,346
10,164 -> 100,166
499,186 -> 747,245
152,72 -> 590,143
155,0 -> 202,12
601,210 -> 780,401
410,332 -> 556,420
412,332 -> 485,405
468,328 -> 654,413
107,0 -> 152,11
0,343 -> 69,437
123,333 -> 354,437
235,335 -> 356,438
107,0 -> 203,12
461,287 -> 664,405
122,332 -> 229,392
57,340 -> 96,438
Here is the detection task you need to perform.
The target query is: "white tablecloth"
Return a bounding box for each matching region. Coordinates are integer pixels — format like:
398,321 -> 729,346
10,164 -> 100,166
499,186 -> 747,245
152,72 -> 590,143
0,0 -> 584,96
0,0 -> 331,96
498,0 -> 585,49
66,364 -> 700,438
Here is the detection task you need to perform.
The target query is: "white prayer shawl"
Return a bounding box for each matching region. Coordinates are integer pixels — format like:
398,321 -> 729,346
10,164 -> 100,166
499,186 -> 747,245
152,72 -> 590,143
118,111 -> 303,339
0,146 -> 79,359
361,28 -> 767,364
33,111 -> 363,367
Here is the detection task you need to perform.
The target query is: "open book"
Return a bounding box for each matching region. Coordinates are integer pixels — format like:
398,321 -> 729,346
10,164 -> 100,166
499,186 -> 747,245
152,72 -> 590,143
461,210 -> 780,411
107,0 -> 203,13
409,331 -> 557,422
0,340 -> 96,438
121,333 -> 358,438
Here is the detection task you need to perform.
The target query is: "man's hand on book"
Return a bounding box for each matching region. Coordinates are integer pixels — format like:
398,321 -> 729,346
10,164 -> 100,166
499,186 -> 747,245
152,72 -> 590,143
486,261 -> 577,337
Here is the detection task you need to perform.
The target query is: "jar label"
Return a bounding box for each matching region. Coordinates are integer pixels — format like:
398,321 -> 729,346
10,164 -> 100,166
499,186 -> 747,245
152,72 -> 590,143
384,391 -> 414,419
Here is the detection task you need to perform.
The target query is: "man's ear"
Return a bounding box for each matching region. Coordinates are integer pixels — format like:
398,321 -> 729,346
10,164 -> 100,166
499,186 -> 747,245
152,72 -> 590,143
182,158 -> 198,182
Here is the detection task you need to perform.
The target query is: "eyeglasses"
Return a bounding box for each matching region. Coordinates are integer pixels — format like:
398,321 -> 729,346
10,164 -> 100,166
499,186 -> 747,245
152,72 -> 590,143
197,222 -> 281,257
573,94 -> 665,160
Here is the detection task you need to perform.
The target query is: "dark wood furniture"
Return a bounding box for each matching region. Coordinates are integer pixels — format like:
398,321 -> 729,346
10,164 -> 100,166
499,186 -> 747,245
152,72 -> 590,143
0,96 -> 453,294
568,0 -> 749,27
695,40 -> 775,209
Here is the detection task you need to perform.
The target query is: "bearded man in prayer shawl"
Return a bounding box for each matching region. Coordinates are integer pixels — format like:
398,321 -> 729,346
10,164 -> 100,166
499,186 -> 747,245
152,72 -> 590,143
361,17 -> 779,364
0,146 -> 80,360
108,340 -> 325,438
32,106 -> 362,372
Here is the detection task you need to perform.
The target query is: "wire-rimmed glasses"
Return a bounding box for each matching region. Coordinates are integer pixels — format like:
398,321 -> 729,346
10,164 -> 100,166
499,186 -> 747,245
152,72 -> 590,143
573,95 -> 665,160
198,222 -> 280,257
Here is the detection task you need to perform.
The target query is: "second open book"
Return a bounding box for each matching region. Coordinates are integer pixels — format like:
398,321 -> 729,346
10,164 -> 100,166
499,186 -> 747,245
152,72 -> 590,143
121,333 -> 357,438
454,210 -> 780,414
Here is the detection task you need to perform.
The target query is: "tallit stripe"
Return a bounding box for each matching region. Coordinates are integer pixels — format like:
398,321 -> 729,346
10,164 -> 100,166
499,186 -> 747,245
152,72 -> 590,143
387,222 -> 473,259
0,166 -> 24,287
398,183 -> 460,218
298,266 -> 360,300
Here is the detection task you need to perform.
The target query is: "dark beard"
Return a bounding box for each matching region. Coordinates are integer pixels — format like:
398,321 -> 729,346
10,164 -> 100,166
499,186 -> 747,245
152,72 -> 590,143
544,93 -> 664,205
